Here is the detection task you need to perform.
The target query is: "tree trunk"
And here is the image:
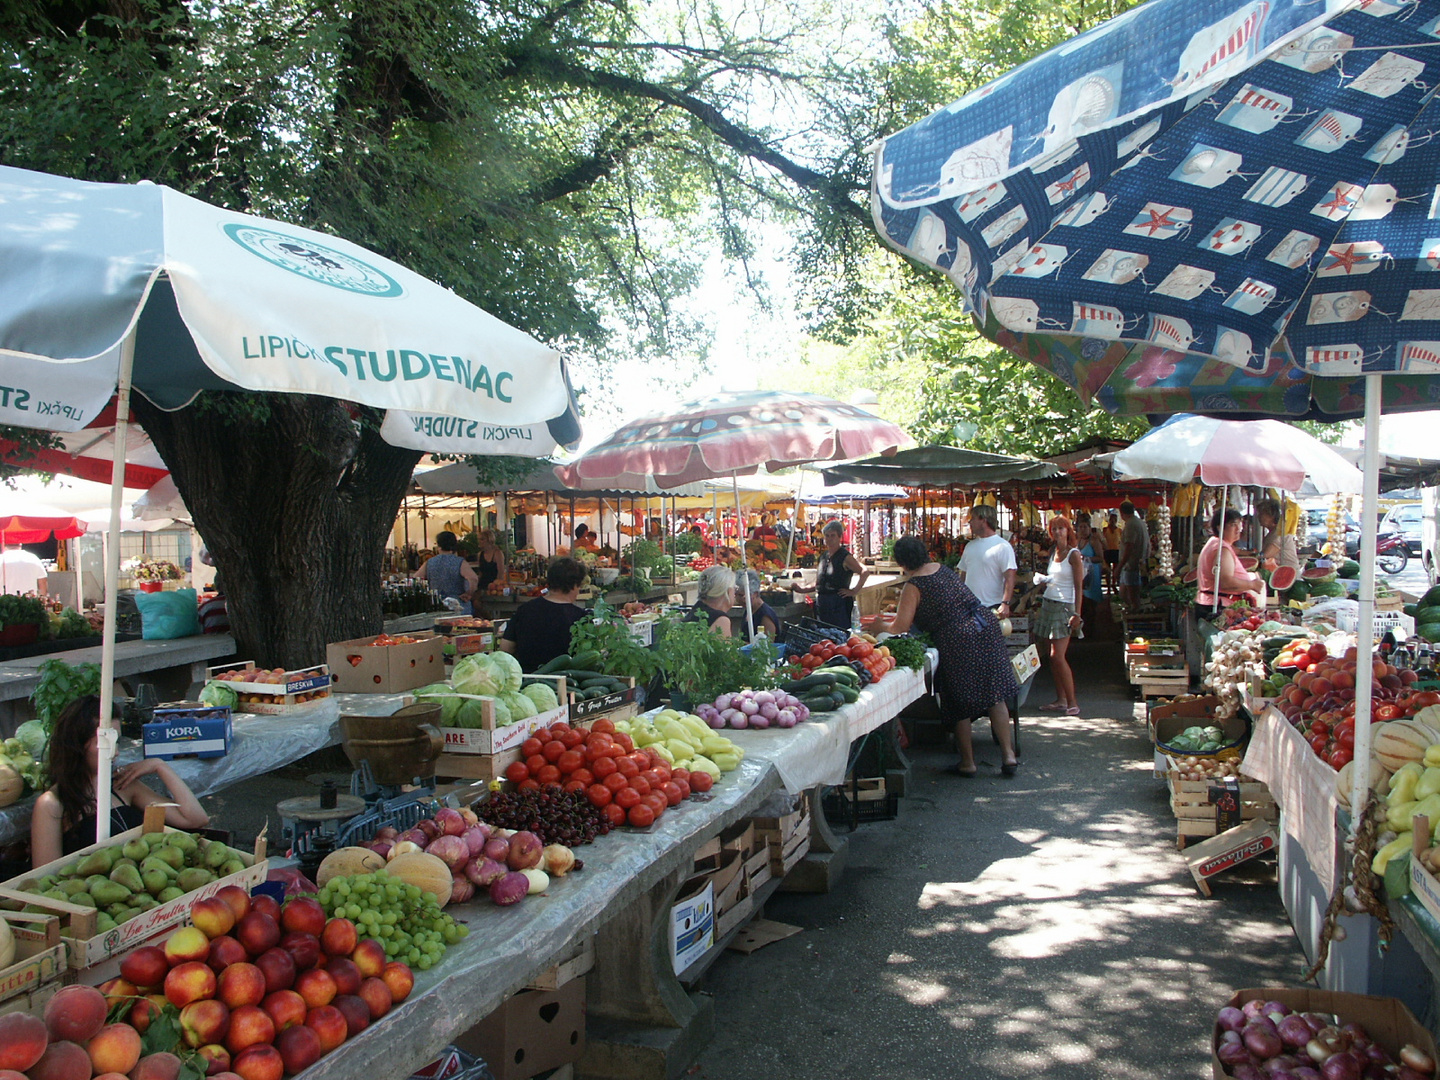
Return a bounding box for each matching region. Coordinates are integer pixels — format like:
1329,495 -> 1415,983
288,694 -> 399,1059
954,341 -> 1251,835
132,395 -> 421,669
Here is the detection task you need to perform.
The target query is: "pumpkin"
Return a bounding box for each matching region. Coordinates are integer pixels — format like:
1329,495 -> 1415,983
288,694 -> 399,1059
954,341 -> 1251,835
0,764 -> 22,809
1373,719 -> 1440,774
1335,758 -> 1391,810
385,851 -> 454,907
316,846 -> 386,887
0,915 -> 12,969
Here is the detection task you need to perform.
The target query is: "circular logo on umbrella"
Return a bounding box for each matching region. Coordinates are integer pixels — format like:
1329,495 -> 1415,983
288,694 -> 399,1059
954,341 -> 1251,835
222,224 -> 403,297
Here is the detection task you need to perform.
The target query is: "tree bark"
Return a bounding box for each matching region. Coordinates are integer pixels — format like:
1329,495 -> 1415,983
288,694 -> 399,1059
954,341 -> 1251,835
131,395 -> 421,669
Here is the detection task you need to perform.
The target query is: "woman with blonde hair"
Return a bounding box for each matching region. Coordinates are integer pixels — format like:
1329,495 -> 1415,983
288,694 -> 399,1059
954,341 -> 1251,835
689,565 -> 737,637
1036,516 -> 1085,716
475,529 -> 506,594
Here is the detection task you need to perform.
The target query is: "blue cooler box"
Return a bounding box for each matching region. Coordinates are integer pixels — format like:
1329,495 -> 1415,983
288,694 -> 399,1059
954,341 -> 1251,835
143,704 -> 233,760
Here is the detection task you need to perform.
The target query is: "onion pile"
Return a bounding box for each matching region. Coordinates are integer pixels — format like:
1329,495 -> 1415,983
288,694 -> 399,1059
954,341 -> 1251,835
1173,755 -> 1253,782
1215,999 -> 1436,1080
696,690 -> 810,730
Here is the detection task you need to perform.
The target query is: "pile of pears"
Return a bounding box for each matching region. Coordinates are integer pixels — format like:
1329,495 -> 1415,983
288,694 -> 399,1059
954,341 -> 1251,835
12,832 -> 248,934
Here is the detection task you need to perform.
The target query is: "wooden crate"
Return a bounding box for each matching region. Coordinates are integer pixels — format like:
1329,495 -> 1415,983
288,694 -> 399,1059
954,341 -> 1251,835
753,797 -> 812,879
526,934 -> 594,991
1134,668 -> 1191,698
0,911 -> 68,1018
1184,818 -> 1279,896
1170,775 -> 1277,850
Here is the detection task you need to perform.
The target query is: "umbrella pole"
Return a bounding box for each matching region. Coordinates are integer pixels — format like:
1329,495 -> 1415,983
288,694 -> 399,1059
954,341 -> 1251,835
1351,375 -> 1383,833
96,331 -> 136,844
1214,484 -> 1226,612
733,472 -> 755,640
784,472 -> 804,570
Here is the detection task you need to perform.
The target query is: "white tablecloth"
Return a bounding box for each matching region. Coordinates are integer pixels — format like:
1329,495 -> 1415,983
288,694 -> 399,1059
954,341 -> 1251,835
1241,705 -> 1340,896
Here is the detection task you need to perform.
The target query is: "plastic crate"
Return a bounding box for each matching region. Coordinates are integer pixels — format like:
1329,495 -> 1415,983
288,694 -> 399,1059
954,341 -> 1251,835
821,778 -> 898,826
1334,607 -> 1415,639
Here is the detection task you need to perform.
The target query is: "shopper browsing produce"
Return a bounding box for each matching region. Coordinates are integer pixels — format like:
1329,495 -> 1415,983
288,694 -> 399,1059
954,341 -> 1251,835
688,565 -> 737,637
1256,497 -> 1300,574
1102,511 -> 1121,593
1195,508 -> 1265,623
1035,516 -> 1085,717
475,529 -> 507,592
1074,515 -> 1106,634
956,504 -> 1016,617
413,530 -> 478,614
793,520 -> 868,629
874,537 -> 1019,778
1117,500 -> 1150,608
499,557 -> 590,671
31,695 -> 209,866
740,569 -> 781,642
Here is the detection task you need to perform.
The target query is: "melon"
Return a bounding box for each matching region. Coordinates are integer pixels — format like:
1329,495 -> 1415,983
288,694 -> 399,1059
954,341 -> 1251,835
0,763 -> 22,809
1302,566 -> 1336,580
1182,569 -> 1198,584
316,846 -> 386,887
1373,719 -> 1440,773
1269,565 -> 1298,592
1420,623 -> 1440,643
1335,757 -> 1391,811
384,851 -> 454,907
1239,556 -> 1259,571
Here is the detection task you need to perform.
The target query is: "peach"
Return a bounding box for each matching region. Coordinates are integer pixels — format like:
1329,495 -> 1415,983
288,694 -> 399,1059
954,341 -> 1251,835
276,1025 -> 323,1075
280,897 -> 327,938
190,897 -> 236,941
234,913 -> 280,958
164,961 -> 218,1009
293,968 -> 336,1010
180,999 -> 231,1049
380,962 -> 414,1004
350,939 -> 386,979
0,1072 -> 33,1080
357,977 -> 392,1021
253,948 -> 296,994
319,918 -> 357,959
97,977 -> 138,1011
29,1040 -> 91,1080
121,946 -> 171,991
195,1046 -> 230,1077
224,1005 -> 275,1056
95,1074 -> 129,1080
165,926 -> 213,967
279,932 -> 321,972
128,995 -> 167,1035
324,958 -> 362,997
230,1045 -> 283,1080
87,1023 -> 142,1076
210,1074 -> 245,1080
303,1005 -> 347,1054
0,1012 -> 49,1072
332,995 -> 370,1039
214,886 -> 251,925
44,983 -> 109,1044
216,963 -> 267,1010
207,936 -> 250,973
260,990 -> 308,1033
249,895 -> 281,923
131,1052 -> 183,1080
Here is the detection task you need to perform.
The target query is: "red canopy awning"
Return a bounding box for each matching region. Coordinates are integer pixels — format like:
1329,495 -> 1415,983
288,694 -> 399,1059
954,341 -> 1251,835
0,514 -> 86,543
0,441 -> 168,489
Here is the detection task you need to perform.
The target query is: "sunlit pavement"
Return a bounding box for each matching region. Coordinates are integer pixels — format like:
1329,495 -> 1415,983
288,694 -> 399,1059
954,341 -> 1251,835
696,638 -> 1302,1080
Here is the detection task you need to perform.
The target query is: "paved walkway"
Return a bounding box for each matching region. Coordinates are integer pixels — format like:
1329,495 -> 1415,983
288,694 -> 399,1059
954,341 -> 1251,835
695,639 -> 1306,1080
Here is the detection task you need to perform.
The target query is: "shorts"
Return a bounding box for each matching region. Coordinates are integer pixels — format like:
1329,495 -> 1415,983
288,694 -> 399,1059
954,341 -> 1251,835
1119,568 -> 1143,587
1105,551 -> 1119,565
1033,597 -> 1082,640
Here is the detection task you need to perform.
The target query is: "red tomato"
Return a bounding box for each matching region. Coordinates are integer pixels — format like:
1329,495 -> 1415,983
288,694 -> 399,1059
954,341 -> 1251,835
602,802 -> 627,827
629,775 -> 652,796
627,804 -> 655,828
592,755 -> 618,779
689,771 -> 714,793
613,733 -> 635,754
603,771 -> 629,793
586,783 -> 612,808
586,733 -> 616,754
521,737 -> 543,758
643,792 -> 667,816
644,767 -> 670,788
1328,747 -> 1353,770
616,757 -> 641,779
661,782 -> 684,807
557,750 -> 584,774
570,767 -> 594,786
852,642 -> 873,659
1336,727 -> 1355,750
550,722 -> 572,736
525,753 -> 547,775
809,643 -> 827,657
536,764 -> 562,785
505,761 -> 530,783
590,718 -> 616,735
670,767 -> 690,784
559,729 -> 586,750
835,644 -> 852,659
542,740 -> 566,763
628,751 -> 652,770
615,787 -> 642,810
1376,704 -> 1404,721
517,778 -> 541,792
673,779 -> 691,799
563,779 -> 587,794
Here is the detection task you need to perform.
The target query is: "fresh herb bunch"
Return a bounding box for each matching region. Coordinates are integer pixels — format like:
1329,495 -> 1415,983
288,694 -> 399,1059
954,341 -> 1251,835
659,618 -> 778,704
884,633 -> 931,671
623,539 -> 673,579
32,658 -> 103,731
50,608 -> 92,640
672,530 -> 704,555
0,594 -> 48,633
569,598 -> 664,682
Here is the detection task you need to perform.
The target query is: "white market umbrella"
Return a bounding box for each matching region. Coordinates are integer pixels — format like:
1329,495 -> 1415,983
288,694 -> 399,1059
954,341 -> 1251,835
0,165 -> 581,841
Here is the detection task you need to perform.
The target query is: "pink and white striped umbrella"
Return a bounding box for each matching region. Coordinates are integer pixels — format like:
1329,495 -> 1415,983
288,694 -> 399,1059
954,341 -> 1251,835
555,391 -> 908,489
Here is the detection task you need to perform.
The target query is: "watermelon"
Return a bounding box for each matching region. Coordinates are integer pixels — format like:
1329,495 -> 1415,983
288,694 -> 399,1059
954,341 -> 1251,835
1338,560 -> 1360,579
1424,584 -> 1440,608
1270,565 -> 1298,592
1239,556 -> 1259,571
1406,604 -> 1420,618
1419,622 -> 1440,643
1283,580 -> 1311,603
1308,580 -> 1346,599
1182,569 -> 1198,583
1416,605 -> 1440,626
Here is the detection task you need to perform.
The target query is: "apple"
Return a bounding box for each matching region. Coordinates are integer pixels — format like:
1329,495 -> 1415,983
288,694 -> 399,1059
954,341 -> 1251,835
320,918 -> 358,959
164,925 -> 213,966
380,962 -> 414,1004
97,976 -> 138,1010
293,968 -> 337,1010
357,977 -> 393,1021
279,931 -> 322,972
179,999 -> 231,1049
214,885 -> 251,924
216,962 -> 267,1010
86,1024 -> 142,1077
207,936 -> 250,973
324,958 -> 362,997
280,897 -> 327,938
190,896 -> 237,940
234,913 -> 281,957
303,1005 -> 348,1053
249,894 -> 281,923
350,939 -> 386,979
332,995 -> 370,1038
260,990 -> 307,1033
165,960 -> 217,1009
230,1044 -> 283,1080
195,1046 -> 230,1077
253,948 -> 297,994
223,1005 -> 275,1056
132,1052 -> 184,1080
120,945 -> 171,990
276,1025 -> 323,1075
44,983 -> 108,1044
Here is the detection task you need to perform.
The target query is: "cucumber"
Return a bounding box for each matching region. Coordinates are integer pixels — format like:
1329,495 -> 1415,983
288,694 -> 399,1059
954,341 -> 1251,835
580,679 -> 620,692
570,650 -> 604,672
801,692 -> 839,713
834,684 -> 860,704
782,673 -> 840,692
535,654 -> 572,675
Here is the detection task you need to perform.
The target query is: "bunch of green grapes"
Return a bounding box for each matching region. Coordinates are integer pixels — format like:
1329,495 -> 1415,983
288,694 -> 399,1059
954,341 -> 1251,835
316,869 -> 468,971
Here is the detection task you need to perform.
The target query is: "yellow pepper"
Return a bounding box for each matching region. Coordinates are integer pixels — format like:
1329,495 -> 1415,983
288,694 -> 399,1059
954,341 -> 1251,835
1400,793 -> 1440,833
1374,832 -> 1414,875
1389,800 -> 1419,831
1416,767 -> 1440,801
1389,763 -> 1423,806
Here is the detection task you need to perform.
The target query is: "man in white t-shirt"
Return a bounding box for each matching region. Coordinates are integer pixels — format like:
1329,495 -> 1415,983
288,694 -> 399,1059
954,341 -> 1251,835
0,546 -> 46,595
957,505 -> 1017,615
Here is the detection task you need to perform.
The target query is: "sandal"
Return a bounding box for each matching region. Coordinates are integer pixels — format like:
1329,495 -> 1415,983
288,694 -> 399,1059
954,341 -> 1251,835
1065,706 -> 1080,716
947,763 -> 978,778
1038,702 -> 1068,713
1001,760 -> 1019,777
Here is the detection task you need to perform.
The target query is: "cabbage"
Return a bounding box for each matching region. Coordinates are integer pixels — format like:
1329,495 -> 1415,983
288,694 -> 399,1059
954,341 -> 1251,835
489,651 -> 523,693
501,691 -> 536,722
453,654 -> 504,697
198,681 -> 238,709
520,683 -> 558,713
469,696 -> 507,728
15,720 -> 47,762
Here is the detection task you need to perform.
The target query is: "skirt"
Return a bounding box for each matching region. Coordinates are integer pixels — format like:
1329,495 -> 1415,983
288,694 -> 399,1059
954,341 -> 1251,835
1033,596 -> 1082,640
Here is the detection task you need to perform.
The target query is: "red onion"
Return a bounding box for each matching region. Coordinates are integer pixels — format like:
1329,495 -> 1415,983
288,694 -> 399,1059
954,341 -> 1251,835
1364,1066 -> 1391,1080
415,818 -> 441,841
483,836 -> 510,864
1266,1056 -> 1301,1074
1400,1069 -> 1435,1080
1400,1045 -> 1436,1074
459,806 -> 479,827
1265,1001 -> 1293,1020
1281,1016 -> 1318,1050
1236,1065 -> 1267,1080
375,826 -> 398,841
1222,1031 -> 1243,1046
465,857 -> 507,888
1220,1041 -> 1256,1067
461,824 -> 490,857
1321,1051 -> 1362,1080
1243,1001 -> 1270,1020
1339,1024 -> 1370,1051
448,876 -> 475,904
1293,1068 -> 1322,1080
367,840 -> 394,860
434,807 -> 466,836
1246,1027 -> 1284,1060
1303,1015 -> 1333,1036
1362,1045 -> 1391,1065
395,827 -> 428,848
490,871 -> 529,905
426,834 -> 470,871
507,830 -> 542,870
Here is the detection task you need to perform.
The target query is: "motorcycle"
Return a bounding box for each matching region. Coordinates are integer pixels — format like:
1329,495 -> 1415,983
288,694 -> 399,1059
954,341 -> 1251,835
1376,531 -> 1410,576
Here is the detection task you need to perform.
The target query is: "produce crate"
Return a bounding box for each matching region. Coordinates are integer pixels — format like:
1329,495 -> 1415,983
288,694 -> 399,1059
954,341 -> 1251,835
0,911 -> 68,1018
1171,775 -> 1277,850
436,706 -> 589,783
822,777 -> 898,827
566,677 -> 639,723
525,933 -> 594,991
743,846 -> 772,896
1335,608 -> 1415,640
0,806 -> 267,970
1184,817 -> 1278,896
142,703 -> 232,760
434,679 -> 570,755
752,796 -> 812,879
454,978 -> 586,1080
1133,667 -> 1191,698
327,634 -> 446,694
205,662 -> 332,714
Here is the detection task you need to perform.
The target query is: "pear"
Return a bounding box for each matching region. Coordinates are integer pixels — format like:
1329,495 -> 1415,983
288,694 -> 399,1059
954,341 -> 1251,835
141,855 -> 178,880
90,881 -> 130,907
156,886 -> 184,904
60,879 -> 88,898
17,880 -> 39,894
122,838 -> 150,862
166,831 -> 198,854
55,865 -> 77,880
131,893 -> 158,912
151,845 -> 185,870
140,867 -> 169,897
219,858 -> 246,877
36,874 -> 60,891
75,848 -> 115,876
69,892 -> 96,909
42,888 -> 68,903
85,874 -> 110,894
176,867 -> 214,893
108,905 -> 137,924
202,843 -> 232,870
95,913 -> 116,933
110,864 -> 145,894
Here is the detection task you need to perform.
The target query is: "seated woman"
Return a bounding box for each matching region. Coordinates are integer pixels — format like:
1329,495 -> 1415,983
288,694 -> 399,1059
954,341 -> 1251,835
739,569 -> 781,642
689,566 -> 737,637
499,557 -> 590,672
31,695 -> 210,867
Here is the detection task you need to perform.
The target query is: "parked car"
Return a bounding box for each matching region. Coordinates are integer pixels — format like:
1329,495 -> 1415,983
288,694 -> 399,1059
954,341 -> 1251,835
1381,503 -> 1423,555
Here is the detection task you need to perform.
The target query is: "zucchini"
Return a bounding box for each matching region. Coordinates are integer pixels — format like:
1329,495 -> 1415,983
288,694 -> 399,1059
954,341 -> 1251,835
782,673 -> 840,692
801,692 -> 839,713
570,650 -> 604,672
535,654 -> 572,675
580,679 -> 621,692
834,684 -> 860,704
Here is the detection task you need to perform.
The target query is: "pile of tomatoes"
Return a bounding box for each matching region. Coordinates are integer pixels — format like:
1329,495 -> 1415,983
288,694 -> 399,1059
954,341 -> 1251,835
502,717 -> 712,829
786,635 -> 895,683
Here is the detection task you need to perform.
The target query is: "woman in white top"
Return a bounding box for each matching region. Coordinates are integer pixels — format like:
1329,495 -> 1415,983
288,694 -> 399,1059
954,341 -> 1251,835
1035,516 -> 1085,716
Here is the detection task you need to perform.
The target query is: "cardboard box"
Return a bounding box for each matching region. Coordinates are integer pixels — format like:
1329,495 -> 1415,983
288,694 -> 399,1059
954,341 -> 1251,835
670,876 -> 714,975
744,847 -> 772,895
205,662 -> 332,714
455,979 -> 586,1080
327,634 -> 445,694
143,704 -> 233,760
439,702 -> 569,756
1211,987 -> 1438,1080
450,631 -> 495,657
720,820 -> 756,858
1009,644 -> 1040,685
1184,818 -> 1277,895
0,911 -> 66,1017
711,850 -> 746,914
753,797 -> 812,879
568,679 -> 639,722
525,934 -> 594,992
